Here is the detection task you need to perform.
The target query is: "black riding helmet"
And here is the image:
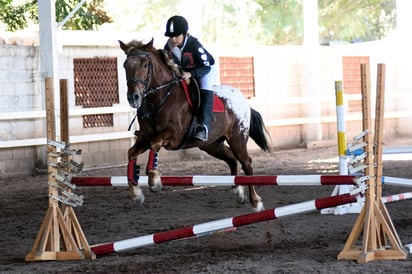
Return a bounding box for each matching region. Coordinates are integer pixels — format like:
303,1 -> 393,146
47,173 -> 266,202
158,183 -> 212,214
165,15 -> 188,37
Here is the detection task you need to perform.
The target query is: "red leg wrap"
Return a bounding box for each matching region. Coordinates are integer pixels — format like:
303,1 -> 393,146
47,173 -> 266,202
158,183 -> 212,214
146,150 -> 159,175
127,159 -> 140,186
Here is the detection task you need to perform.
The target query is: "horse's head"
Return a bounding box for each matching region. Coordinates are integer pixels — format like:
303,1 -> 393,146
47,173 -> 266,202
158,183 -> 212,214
119,39 -> 155,108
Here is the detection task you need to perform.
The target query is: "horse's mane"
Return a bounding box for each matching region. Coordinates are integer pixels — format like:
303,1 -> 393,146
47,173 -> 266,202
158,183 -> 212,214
124,39 -> 182,77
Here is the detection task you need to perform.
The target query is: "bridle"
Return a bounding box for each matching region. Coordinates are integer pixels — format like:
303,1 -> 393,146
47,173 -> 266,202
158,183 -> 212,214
125,49 -> 182,122
126,50 -> 181,98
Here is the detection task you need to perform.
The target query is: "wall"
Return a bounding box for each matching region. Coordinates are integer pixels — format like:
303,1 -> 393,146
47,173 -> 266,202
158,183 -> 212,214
1,31 -> 411,178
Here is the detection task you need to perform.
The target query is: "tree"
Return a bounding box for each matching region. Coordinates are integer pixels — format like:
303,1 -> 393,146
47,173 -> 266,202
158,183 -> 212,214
0,0 -> 37,31
318,0 -> 396,44
254,0 -> 303,45
0,0 -> 396,45
202,0 -> 395,45
202,0 -> 261,46
0,0 -> 112,31
201,0 -> 395,46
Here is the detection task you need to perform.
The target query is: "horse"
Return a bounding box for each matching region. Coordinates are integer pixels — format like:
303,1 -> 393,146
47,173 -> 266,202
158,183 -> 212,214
119,38 -> 271,211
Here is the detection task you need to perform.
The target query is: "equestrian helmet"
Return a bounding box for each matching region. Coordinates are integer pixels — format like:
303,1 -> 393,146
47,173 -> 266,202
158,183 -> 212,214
165,15 -> 188,37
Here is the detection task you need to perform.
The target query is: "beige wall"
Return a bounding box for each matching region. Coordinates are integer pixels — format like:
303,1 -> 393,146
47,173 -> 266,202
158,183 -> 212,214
1,31 -> 411,177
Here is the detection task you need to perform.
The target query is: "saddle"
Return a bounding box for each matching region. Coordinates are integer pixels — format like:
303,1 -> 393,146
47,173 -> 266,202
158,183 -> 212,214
178,79 -> 224,147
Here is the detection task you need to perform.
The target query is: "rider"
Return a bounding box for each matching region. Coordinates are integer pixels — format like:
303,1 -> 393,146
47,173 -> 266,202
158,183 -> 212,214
164,15 -> 217,142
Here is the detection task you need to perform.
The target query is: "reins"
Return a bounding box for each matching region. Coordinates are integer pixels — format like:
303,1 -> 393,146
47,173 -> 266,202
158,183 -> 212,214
142,78 -> 181,97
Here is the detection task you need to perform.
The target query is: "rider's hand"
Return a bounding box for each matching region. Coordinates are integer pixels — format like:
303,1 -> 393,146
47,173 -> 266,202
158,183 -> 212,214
182,71 -> 191,80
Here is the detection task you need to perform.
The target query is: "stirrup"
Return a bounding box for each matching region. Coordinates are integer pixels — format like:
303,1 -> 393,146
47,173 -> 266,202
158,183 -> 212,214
194,125 -> 208,141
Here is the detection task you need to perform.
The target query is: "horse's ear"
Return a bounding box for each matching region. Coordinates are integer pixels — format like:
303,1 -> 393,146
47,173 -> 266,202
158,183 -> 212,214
147,38 -> 154,48
118,40 -> 127,53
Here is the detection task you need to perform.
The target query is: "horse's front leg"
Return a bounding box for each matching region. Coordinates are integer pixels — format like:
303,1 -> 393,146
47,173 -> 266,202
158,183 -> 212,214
127,140 -> 147,205
146,130 -> 181,192
146,149 -> 162,192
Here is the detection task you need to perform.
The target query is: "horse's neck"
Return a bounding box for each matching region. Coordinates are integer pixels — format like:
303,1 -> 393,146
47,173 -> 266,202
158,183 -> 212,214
152,57 -> 176,86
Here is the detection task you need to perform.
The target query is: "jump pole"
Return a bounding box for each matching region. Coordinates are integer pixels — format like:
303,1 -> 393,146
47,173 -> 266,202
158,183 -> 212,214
71,175 -> 359,187
90,193 -> 358,256
90,191 -> 412,257
383,146 -> 412,154
382,176 -> 412,188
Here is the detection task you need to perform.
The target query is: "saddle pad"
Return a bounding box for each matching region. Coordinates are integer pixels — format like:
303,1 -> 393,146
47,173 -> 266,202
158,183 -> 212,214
181,80 -> 224,113
212,95 -> 224,112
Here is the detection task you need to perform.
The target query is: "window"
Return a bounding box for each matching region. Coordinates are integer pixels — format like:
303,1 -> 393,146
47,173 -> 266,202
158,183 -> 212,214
342,56 -> 370,112
73,57 -> 119,127
219,57 -> 255,98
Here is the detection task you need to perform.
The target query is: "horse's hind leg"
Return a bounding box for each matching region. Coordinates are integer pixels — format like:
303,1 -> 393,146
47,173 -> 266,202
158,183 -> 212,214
226,138 -> 264,212
201,142 -> 248,205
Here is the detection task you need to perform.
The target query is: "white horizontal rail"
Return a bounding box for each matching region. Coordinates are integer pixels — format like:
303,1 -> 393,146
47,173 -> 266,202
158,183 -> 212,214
70,106 -> 135,116
0,131 -> 135,149
0,110 -> 44,121
0,105 -> 134,121
2,110 -> 412,148
1,90 -> 412,148
70,131 -> 135,143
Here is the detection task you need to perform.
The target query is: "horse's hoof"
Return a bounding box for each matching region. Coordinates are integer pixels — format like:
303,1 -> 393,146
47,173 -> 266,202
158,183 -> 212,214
132,195 -> 145,205
130,186 -> 145,205
150,183 -> 162,192
237,195 -> 246,204
148,169 -> 162,192
253,201 -> 265,212
232,186 -> 246,204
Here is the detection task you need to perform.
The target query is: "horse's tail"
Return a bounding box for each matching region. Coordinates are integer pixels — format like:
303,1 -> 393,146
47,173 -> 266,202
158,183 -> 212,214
249,108 -> 272,153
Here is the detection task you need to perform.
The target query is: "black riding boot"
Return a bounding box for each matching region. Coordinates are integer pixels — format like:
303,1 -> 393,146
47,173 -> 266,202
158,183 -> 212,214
194,89 -> 214,141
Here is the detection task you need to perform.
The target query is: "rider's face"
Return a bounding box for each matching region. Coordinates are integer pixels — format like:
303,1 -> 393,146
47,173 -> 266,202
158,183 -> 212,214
168,34 -> 185,48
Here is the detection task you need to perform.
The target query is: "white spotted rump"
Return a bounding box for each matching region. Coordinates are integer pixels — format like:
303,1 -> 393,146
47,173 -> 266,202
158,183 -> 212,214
213,85 -> 251,137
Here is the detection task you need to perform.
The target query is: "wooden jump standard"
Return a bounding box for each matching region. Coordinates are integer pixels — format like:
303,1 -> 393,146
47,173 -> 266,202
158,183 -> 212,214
337,64 -> 408,262
25,79 -> 95,261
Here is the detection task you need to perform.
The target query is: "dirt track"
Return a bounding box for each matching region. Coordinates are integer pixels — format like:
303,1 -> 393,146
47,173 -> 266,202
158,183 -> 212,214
1,144 -> 411,273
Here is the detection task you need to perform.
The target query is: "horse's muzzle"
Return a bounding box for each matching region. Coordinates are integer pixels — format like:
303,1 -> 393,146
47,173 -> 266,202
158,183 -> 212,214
127,91 -> 141,108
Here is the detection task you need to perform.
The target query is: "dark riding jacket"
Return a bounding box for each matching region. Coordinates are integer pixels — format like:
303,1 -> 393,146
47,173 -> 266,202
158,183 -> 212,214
164,35 -> 215,80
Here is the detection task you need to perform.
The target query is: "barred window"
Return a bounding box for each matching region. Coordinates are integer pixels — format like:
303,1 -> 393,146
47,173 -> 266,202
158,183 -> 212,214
342,56 -> 370,112
73,57 -> 119,128
219,57 -> 255,99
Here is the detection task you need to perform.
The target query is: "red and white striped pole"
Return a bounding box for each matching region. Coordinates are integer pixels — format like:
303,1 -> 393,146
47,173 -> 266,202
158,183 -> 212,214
90,193 -> 358,256
89,191 -> 412,256
71,175 -> 358,187
381,192 -> 412,203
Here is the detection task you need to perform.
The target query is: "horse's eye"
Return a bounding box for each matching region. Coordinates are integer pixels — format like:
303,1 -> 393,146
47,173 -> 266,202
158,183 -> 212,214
144,63 -> 149,68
